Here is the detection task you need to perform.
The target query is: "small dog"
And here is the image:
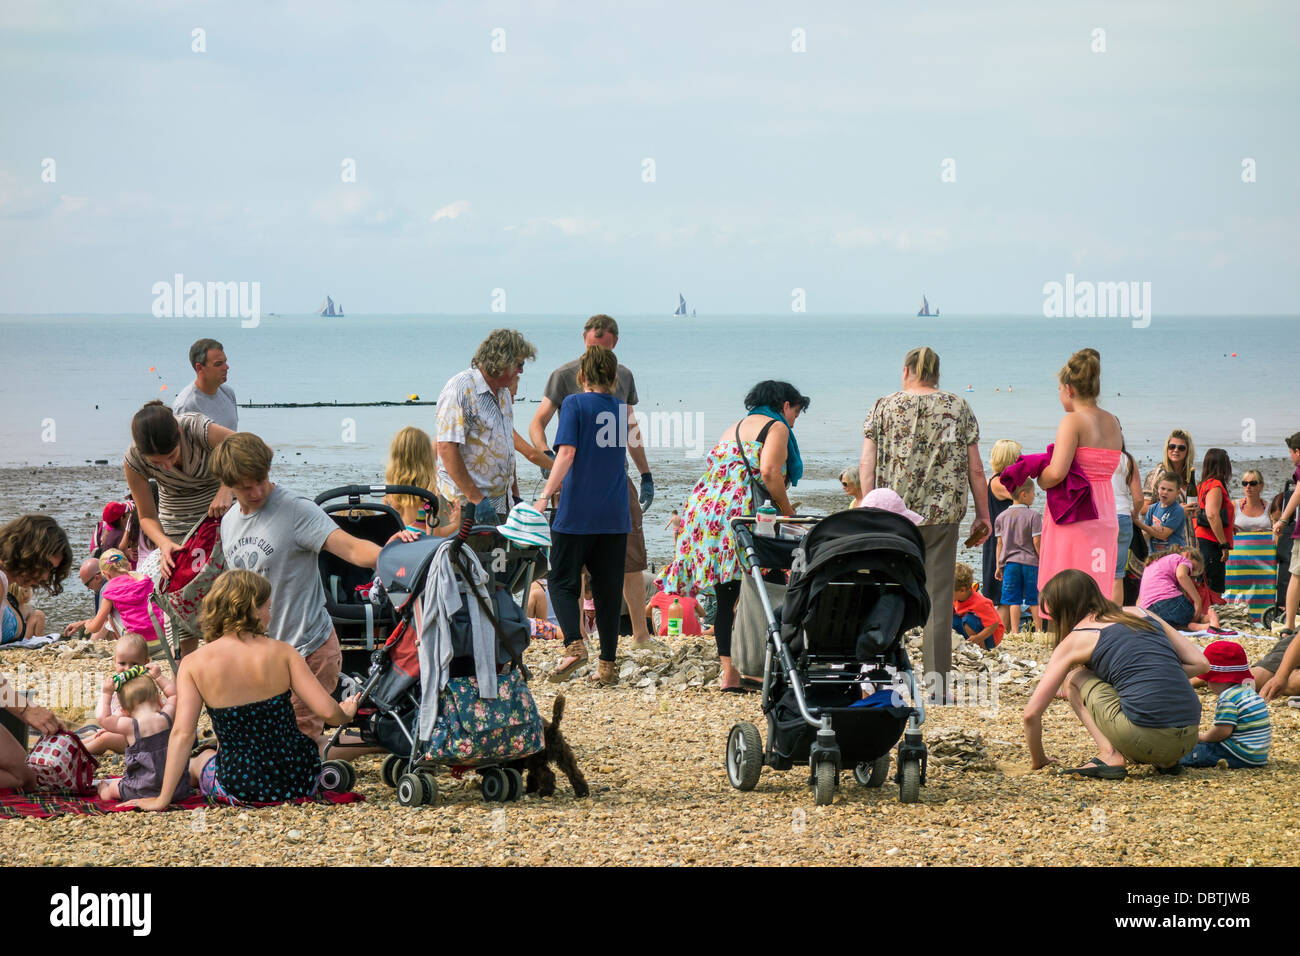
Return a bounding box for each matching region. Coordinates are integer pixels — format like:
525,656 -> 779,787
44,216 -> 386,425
518,695 -> 588,798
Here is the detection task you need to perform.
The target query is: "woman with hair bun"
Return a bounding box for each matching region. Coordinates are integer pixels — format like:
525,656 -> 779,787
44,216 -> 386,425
1036,349 -> 1125,599
859,347 -> 990,702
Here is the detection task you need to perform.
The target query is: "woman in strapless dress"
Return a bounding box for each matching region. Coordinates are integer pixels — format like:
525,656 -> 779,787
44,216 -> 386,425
1037,349 -> 1125,600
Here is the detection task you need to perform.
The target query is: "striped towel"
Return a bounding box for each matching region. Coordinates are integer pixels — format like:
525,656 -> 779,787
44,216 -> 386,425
1223,529 -> 1277,622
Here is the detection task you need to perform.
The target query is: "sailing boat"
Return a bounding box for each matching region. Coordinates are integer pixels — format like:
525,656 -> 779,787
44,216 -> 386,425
318,296 -> 343,317
917,295 -> 939,317
673,293 -> 688,316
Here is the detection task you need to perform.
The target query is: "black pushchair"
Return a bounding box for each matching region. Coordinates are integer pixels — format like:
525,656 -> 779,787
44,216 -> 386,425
725,509 -> 931,805
315,484 -> 432,675
318,516 -> 547,807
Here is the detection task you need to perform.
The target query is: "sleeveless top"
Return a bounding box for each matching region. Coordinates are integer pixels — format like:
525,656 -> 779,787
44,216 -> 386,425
119,712 -> 193,802
1089,619 -> 1201,728
1234,501 -> 1271,532
208,691 -> 321,802
1111,457 -> 1135,514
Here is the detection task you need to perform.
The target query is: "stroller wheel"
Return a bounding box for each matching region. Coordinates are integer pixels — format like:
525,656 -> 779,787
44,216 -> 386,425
418,771 -> 439,805
1262,606 -> 1279,629
397,772 -> 428,807
899,759 -> 921,804
725,722 -> 763,791
319,759 -> 356,793
854,754 -> 891,788
812,760 -> 836,807
480,767 -> 508,802
503,767 -> 524,801
381,754 -> 406,789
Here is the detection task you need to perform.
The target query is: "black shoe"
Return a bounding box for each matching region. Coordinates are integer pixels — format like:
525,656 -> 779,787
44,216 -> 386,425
1155,763 -> 1183,775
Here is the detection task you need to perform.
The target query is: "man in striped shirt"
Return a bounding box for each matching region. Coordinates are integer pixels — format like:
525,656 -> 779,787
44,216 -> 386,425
1179,640 -> 1270,769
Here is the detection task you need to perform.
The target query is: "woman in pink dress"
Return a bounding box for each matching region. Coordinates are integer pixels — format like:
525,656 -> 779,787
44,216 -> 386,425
1037,349 -> 1125,599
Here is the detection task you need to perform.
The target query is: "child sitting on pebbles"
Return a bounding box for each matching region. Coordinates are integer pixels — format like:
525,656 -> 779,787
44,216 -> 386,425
952,562 -> 1004,650
63,549 -> 164,656
86,633 -> 151,756
95,662 -> 193,802
1179,640 -> 1270,770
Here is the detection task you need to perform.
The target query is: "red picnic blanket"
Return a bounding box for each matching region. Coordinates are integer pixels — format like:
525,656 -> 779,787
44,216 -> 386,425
0,788 -> 363,819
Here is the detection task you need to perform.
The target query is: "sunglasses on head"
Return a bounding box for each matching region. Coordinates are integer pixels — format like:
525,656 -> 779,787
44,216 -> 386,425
1167,443 -> 1187,452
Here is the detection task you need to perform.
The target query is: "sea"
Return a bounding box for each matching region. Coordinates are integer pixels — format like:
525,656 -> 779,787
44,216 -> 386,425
3,313 -> 1297,493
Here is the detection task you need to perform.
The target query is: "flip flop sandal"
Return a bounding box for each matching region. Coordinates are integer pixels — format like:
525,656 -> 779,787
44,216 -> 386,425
720,685 -> 757,694
1058,757 -> 1127,780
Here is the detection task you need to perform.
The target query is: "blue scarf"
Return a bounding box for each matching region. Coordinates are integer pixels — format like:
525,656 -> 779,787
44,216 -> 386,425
750,406 -> 803,486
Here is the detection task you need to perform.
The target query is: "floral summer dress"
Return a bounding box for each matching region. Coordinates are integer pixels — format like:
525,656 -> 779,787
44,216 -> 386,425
655,436 -> 785,598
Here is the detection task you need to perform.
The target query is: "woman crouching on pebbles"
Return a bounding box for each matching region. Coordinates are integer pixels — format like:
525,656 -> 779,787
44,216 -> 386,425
1023,569 -> 1208,780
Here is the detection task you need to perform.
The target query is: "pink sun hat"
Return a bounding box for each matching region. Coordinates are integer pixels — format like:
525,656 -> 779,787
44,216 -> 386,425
858,488 -> 923,525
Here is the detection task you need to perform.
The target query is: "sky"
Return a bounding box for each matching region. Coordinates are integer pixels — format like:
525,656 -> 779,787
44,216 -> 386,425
0,0 -> 1297,315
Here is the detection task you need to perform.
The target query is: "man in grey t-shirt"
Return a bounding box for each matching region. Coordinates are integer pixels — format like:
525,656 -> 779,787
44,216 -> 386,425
214,433 -> 415,747
172,337 -> 238,430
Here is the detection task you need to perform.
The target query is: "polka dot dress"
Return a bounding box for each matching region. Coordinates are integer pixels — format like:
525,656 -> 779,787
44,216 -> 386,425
209,692 -> 321,802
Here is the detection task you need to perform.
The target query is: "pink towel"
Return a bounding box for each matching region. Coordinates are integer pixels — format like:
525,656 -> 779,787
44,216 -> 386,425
997,444 -> 1098,524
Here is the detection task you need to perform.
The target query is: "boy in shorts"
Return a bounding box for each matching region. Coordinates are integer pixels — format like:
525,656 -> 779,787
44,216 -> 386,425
993,480 -> 1043,633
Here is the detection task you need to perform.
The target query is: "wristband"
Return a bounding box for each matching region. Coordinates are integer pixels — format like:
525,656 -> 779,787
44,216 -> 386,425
641,472 -> 652,481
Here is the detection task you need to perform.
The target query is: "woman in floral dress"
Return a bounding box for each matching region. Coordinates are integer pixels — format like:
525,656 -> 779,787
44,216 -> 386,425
656,382 -> 809,692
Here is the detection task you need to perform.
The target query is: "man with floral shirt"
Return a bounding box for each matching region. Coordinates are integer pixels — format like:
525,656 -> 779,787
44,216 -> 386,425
435,329 -> 538,526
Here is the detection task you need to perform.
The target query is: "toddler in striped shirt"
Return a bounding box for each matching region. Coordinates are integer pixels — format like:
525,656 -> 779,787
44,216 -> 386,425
1179,640 -> 1270,769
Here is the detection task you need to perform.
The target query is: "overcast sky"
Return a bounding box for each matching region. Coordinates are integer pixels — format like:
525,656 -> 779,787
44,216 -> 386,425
1,0 -> 1296,315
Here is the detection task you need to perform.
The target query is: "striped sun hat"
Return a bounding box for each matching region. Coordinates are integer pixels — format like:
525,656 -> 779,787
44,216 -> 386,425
499,502 -> 551,549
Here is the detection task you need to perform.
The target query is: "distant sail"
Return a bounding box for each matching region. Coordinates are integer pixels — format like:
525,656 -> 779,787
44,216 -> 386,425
319,296 -> 337,317
917,295 -> 937,317
691,308 -> 696,317
337,302 -> 343,316
674,293 -> 687,316
317,298 -> 328,314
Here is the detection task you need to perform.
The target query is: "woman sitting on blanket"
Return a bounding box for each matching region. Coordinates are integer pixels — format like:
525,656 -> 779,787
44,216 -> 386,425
0,515 -> 75,790
124,570 -> 360,809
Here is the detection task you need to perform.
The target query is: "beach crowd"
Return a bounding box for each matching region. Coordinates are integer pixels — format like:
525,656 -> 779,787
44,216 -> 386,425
1,319 -> 1298,805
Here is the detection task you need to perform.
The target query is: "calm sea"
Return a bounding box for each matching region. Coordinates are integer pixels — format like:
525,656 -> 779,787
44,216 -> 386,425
3,314 -> 1296,480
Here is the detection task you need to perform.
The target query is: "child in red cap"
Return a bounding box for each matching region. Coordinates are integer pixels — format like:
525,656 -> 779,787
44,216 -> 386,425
1179,640 -> 1271,769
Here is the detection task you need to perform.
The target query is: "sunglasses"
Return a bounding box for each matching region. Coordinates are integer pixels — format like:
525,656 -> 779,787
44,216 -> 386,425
1167,443 -> 1187,452
1243,480 -> 1260,487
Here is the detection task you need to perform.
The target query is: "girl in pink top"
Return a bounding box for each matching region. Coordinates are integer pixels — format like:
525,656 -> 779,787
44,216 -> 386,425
1036,350 -> 1124,601
64,548 -> 164,647
1136,548 -> 1204,630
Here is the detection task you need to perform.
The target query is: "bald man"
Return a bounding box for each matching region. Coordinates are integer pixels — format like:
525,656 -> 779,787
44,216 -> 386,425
76,558 -> 114,639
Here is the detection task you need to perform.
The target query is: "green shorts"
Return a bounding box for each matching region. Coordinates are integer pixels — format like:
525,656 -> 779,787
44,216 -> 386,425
1080,677 -> 1198,767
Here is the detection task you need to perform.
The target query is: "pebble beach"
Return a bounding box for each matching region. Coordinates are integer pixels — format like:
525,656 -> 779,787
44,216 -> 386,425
3,461 -> 1299,866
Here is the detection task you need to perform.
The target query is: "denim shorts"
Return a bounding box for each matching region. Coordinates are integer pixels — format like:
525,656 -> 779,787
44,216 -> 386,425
999,562 -> 1039,606
1179,739 -> 1261,769
1115,515 -> 1134,579
1146,595 -> 1194,629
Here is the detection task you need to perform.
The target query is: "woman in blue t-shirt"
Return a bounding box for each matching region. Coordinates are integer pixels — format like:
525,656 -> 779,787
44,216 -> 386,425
534,346 -> 632,686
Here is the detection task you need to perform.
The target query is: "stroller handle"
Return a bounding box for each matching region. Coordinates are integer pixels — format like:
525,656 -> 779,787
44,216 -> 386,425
315,483 -> 440,512
730,514 -> 819,551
